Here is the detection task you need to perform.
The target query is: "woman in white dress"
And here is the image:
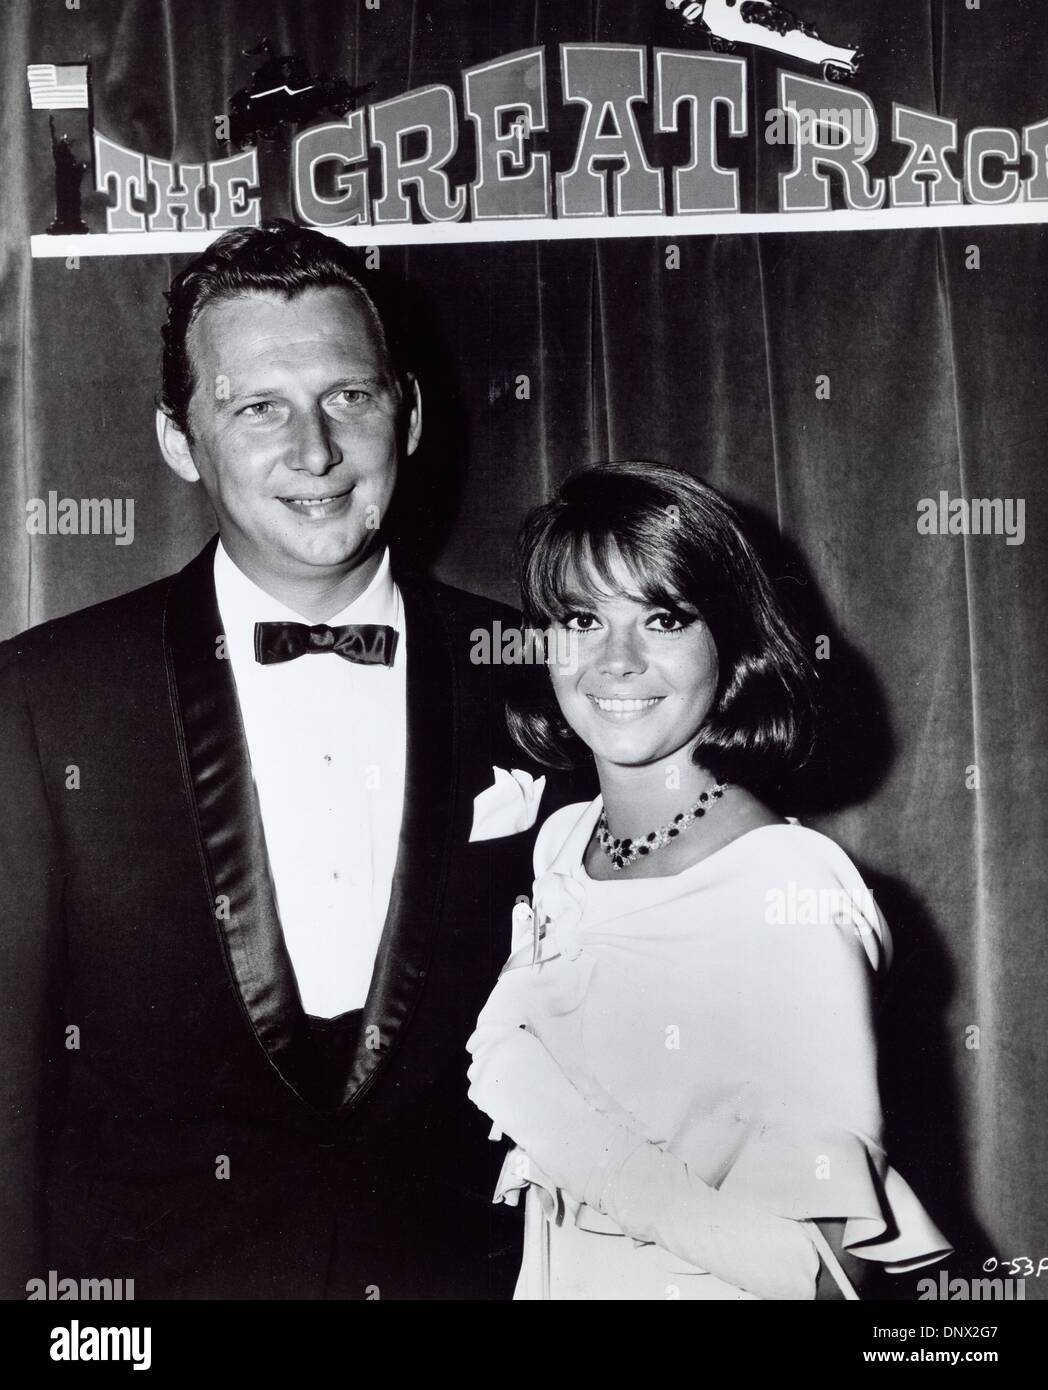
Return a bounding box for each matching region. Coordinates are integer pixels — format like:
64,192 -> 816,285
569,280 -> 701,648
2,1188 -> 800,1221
467,462 -> 950,1300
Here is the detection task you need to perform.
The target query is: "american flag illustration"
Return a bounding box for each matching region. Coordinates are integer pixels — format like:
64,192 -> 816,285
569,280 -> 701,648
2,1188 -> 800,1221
27,63 -> 90,111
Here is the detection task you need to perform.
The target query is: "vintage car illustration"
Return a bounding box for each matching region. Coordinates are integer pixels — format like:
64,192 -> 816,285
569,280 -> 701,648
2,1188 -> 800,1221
670,0 -> 861,81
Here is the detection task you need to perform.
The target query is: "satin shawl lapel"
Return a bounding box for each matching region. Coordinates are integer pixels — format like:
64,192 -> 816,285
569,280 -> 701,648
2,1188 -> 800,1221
338,576 -> 459,1110
162,537 -> 319,1108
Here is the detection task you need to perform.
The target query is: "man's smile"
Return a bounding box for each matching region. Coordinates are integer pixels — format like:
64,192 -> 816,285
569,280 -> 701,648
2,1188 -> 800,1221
278,485 -> 355,518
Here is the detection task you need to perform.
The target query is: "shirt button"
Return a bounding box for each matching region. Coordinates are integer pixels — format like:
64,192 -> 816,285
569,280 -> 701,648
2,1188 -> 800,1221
323,754 -> 332,764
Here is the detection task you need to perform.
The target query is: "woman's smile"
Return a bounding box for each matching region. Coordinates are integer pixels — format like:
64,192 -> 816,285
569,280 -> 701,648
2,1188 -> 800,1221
586,693 -> 665,722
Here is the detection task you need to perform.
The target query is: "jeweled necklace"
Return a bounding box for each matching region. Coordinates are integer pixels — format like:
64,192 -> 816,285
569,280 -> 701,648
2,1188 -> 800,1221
596,781 -> 728,870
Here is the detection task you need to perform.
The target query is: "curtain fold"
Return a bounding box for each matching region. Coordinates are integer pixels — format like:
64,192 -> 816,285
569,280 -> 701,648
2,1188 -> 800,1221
753,234 -> 785,532
1,0 -> 33,631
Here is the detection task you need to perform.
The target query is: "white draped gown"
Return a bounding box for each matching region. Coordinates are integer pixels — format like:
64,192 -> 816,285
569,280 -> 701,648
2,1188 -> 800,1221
467,801 -> 951,1300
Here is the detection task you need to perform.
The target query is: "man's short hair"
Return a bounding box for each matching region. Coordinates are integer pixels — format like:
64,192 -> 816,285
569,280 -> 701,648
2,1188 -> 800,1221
507,461 -> 818,795
159,219 -> 405,438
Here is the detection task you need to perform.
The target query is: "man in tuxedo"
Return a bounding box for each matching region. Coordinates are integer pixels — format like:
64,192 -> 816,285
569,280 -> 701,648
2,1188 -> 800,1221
0,221 -> 573,1299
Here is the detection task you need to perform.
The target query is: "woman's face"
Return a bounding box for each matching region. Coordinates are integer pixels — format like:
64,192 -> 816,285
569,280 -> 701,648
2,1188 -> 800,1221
547,556 -> 720,773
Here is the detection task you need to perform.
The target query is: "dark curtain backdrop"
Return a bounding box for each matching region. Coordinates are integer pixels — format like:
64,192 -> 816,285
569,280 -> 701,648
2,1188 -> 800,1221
3,0 -> 1047,1293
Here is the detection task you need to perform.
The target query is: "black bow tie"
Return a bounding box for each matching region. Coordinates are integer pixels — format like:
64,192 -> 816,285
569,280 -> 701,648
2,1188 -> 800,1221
254,621 -> 398,667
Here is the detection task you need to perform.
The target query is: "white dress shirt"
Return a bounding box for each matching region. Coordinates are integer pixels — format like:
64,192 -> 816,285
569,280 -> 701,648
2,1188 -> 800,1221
214,542 -> 407,1017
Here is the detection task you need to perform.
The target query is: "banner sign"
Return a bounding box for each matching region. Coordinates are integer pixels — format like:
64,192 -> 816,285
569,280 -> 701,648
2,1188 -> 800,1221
27,1 -> 1048,257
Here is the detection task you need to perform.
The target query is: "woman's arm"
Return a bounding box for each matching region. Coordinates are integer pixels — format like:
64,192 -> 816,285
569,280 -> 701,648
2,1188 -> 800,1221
468,983 -> 820,1300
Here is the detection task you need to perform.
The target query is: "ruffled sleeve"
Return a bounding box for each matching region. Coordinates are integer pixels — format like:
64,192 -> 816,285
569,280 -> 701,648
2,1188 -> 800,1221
669,828 -> 951,1272
710,1111 -> 950,1270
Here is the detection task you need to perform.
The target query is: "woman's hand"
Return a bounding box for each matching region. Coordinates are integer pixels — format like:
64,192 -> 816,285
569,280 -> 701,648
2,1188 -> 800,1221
468,984 -> 820,1299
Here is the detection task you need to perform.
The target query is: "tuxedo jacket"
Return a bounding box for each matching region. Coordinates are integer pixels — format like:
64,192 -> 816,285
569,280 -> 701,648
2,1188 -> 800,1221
0,538 -> 585,1300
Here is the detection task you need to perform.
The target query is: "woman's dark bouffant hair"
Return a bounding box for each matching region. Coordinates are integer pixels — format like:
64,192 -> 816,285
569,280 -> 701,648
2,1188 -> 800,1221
507,461 -> 818,794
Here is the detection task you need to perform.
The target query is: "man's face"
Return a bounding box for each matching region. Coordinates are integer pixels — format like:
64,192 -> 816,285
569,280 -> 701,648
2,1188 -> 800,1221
176,286 -> 418,588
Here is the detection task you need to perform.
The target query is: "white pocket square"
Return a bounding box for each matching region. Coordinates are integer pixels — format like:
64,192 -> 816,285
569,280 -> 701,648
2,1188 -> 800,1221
469,766 -> 546,842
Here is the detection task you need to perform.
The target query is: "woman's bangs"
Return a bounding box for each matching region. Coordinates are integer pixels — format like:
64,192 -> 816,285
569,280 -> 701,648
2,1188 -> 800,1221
529,520 -> 691,620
